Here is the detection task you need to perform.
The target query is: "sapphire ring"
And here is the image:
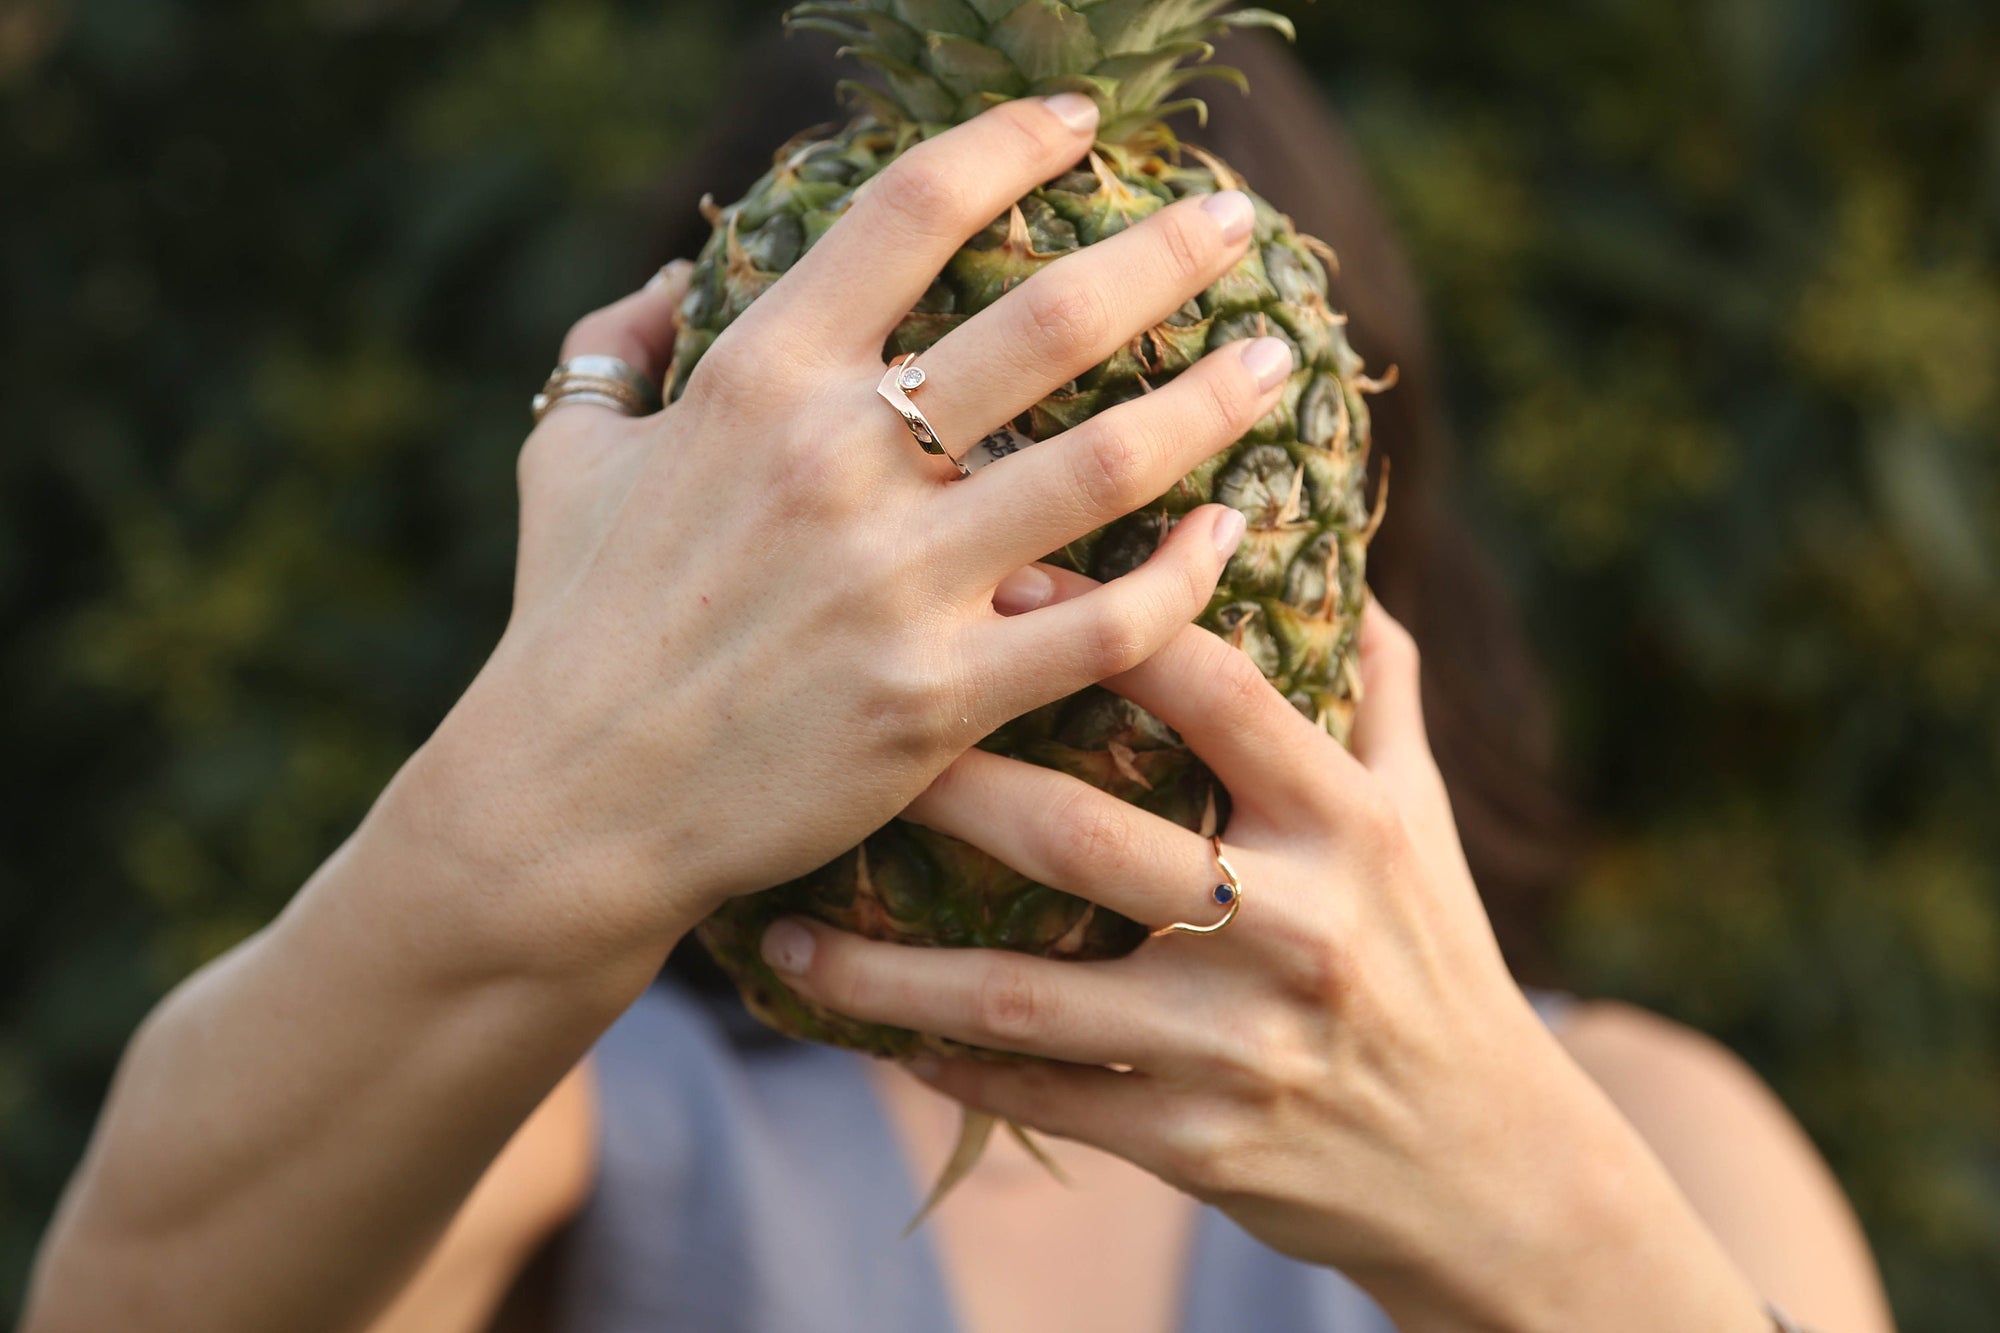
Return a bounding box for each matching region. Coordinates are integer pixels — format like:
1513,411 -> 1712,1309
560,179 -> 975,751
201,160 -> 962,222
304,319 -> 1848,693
1149,834 -> 1243,939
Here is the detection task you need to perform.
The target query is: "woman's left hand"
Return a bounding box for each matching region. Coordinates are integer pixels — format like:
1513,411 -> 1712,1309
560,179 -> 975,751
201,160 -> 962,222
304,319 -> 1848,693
758,568 -> 1773,1332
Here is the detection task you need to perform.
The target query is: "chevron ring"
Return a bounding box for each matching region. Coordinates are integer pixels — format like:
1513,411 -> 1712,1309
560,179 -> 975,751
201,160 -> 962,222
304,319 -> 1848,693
877,354 -> 969,477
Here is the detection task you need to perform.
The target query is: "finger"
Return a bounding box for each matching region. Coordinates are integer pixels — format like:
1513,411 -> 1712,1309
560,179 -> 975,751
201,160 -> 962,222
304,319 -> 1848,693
741,95 -> 1100,358
757,919 -> 1172,1067
902,1057 -> 1169,1175
908,191 -> 1256,451
992,559 -> 1359,821
943,337 -> 1293,585
903,749 -> 1224,933
1109,618 -> 1361,811
1349,596 -> 1431,774
959,503 -> 1244,727
557,260 -> 693,389
1347,597 -> 1460,842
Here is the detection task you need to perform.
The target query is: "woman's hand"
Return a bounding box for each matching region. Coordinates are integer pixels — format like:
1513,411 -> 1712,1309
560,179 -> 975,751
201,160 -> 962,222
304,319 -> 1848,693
755,579 -> 1776,1333
24,95 -> 1301,1333
401,91 -> 1292,988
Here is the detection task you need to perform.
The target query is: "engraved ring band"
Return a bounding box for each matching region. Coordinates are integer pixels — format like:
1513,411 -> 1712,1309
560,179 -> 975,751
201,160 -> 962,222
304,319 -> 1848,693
532,354 -> 663,424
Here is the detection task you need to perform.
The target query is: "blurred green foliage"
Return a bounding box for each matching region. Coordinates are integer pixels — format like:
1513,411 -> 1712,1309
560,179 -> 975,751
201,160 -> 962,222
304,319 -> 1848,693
2,0 -> 1996,1326
1307,6 -> 2000,1327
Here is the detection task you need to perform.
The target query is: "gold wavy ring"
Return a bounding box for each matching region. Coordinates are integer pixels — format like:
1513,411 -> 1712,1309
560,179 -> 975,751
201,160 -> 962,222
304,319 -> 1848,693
1148,834 -> 1243,939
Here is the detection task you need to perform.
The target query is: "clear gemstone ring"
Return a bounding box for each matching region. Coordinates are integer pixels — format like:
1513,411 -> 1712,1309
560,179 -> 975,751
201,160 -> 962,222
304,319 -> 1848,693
1148,834 -> 1244,939
877,354 -> 967,477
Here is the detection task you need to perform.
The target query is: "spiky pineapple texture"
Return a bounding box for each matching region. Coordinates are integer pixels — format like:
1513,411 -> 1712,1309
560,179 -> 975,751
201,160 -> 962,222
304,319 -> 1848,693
677,0 -> 1388,1066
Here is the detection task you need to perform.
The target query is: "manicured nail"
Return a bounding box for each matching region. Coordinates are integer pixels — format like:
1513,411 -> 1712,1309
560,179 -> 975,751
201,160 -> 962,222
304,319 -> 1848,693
1212,508 -> 1247,558
1241,336 -> 1293,392
761,919 -> 815,975
993,565 -> 1056,614
1041,92 -> 1100,134
1200,189 -> 1255,244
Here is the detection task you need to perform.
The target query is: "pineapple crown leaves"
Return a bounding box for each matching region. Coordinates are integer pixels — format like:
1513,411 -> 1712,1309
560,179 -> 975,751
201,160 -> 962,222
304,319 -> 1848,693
785,0 -> 1299,142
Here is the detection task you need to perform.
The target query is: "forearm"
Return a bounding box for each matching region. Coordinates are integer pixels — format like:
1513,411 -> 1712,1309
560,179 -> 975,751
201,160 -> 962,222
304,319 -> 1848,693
23,750 -> 683,1333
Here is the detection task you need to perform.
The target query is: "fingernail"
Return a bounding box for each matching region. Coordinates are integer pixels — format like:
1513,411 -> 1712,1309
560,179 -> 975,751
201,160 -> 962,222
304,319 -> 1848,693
993,565 -> 1056,614
1041,92 -> 1100,134
646,259 -> 693,292
1240,336 -> 1293,392
1212,508 -> 1247,558
761,919 -> 815,975
1200,189 -> 1255,245
906,1056 -> 942,1081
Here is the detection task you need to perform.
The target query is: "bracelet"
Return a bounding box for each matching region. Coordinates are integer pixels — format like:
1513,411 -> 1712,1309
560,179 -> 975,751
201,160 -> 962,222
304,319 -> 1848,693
1767,1300 -> 1816,1333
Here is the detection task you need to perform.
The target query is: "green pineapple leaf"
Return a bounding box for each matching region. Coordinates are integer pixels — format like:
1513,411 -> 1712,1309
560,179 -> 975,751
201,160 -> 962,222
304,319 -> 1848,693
923,33 -> 1027,98
989,0 -> 1104,82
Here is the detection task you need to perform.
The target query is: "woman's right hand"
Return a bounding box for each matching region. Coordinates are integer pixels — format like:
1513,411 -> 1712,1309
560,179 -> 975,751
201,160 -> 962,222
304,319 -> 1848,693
402,92 -> 1290,983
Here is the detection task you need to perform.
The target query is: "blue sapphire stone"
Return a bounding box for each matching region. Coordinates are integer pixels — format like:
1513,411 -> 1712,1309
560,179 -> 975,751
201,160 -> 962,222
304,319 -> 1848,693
1213,883 -> 1237,905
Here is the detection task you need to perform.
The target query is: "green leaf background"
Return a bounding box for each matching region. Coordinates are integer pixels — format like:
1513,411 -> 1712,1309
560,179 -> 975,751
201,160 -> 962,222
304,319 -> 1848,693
2,1 -> 1996,1325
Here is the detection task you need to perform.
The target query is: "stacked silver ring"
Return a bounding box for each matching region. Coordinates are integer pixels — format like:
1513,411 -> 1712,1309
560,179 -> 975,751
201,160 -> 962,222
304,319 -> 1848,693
531,355 -> 663,423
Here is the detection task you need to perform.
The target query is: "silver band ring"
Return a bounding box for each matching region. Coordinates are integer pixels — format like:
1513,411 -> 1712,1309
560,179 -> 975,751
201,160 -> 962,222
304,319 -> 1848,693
1148,835 -> 1243,938
877,354 -> 968,477
532,355 -> 663,423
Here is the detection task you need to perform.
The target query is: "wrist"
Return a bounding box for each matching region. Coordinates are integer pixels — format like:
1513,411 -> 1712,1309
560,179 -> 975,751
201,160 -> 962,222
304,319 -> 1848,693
1358,1049 -> 1770,1333
353,702 -> 711,1001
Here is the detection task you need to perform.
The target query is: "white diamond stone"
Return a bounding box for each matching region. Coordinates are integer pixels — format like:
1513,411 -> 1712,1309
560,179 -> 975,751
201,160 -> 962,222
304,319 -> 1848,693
899,366 -> 926,391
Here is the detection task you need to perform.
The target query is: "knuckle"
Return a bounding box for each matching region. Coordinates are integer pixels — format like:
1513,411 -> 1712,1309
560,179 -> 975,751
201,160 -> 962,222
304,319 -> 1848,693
1155,207 -> 1213,286
877,153 -> 976,238
1228,1010 -> 1323,1100
860,646 -> 961,762
1211,643 -> 1276,723
1082,602 -> 1153,677
1049,788 -> 1132,876
1158,1107 -> 1240,1194
1172,544 -> 1218,613
1073,418 -> 1149,516
1025,279 -> 1112,358
1202,358 -> 1258,431
971,962 -> 1044,1046
1281,920 -> 1359,1010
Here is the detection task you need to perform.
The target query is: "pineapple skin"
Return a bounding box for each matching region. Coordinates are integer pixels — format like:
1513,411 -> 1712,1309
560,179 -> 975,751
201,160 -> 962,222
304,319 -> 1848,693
673,118 -> 1381,1063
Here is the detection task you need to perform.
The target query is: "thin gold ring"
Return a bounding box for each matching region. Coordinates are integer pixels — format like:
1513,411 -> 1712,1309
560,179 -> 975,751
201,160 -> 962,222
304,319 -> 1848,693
1149,835 -> 1243,938
877,354 -> 969,476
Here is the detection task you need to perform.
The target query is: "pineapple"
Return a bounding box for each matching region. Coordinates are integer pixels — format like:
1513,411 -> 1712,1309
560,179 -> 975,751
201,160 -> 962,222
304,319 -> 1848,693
676,0 -> 1390,1221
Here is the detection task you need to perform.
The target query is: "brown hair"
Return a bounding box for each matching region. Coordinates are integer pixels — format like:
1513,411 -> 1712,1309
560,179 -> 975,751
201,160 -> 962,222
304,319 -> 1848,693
650,27 -> 1578,991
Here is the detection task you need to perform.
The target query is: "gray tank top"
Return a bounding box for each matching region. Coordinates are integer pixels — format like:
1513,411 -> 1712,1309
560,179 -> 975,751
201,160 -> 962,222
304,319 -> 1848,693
554,977 -> 1578,1332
